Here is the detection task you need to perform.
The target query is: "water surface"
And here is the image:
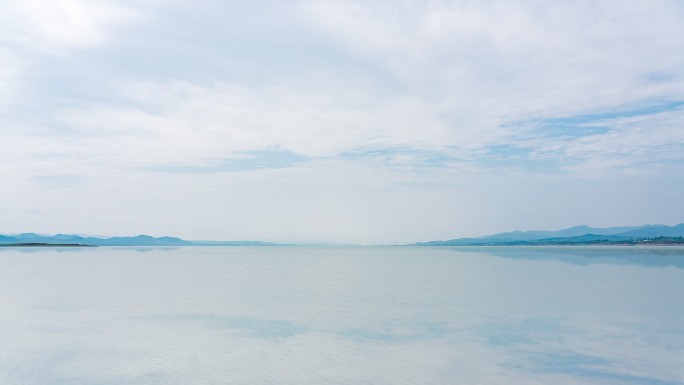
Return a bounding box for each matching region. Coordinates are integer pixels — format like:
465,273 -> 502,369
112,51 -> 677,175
0,246 -> 682,384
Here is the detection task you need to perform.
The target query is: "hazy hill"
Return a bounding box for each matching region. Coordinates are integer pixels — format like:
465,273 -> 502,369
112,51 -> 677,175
0,235 -> 20,244
0,233 -> 192,246
415,224 -> 684,246
487,225 -> 656,241
0,233 -> 288,247
615,224 -> 684,238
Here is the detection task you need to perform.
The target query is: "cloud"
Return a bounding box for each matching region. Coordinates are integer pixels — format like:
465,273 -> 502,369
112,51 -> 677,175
524,105 -> 684,177
25,78 -> 453,173
0,0 -> 151,120
29,0 -> 680,175
1,0 -> 684,240
0,0 -> 143,52
298,0 -> 684,156
0,49 -> 21,109
6,1 -> 684,166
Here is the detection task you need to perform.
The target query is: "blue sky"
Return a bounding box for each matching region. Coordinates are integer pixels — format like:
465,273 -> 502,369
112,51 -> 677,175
1,0 -> 683,243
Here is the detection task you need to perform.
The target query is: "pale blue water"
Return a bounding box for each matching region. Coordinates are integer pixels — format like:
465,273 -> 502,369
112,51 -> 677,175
0,246 -> 682,385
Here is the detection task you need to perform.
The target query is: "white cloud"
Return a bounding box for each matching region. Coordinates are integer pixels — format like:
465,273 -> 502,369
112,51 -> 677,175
300,0 -> 684,120
525,107 -> 684,177
39,78 -> 452,169
0,0 -> 143,52
6,0 -> 684,175
1,0 -> 684,240
0,0 -> 147,127
0,49 -> 21,109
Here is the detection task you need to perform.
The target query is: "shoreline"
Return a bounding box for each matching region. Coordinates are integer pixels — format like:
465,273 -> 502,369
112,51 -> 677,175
0,243 -> 96,247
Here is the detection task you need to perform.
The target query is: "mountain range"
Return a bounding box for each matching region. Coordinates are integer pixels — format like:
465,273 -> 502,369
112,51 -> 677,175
414,224 -> 684,246
0,233 -> 193,246
2,224 -> 684,247
0,233 -> 284,247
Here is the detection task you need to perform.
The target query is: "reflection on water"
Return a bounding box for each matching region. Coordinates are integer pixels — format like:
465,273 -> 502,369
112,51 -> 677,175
0,246 -> 682,385
449,245 -> 684,269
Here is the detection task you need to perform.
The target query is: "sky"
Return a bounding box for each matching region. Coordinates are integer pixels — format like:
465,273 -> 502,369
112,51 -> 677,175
1,0 -> 683,244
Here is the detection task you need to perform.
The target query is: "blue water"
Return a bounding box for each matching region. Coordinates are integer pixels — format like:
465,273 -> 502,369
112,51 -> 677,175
0,246 -> 682,384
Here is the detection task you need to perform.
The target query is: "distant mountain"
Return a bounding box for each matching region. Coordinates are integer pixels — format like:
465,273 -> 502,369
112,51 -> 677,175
615,224 -> 684,238
486,225 -> 656,241
0,233 -> 193,246
0,233 -> 291,247
94,235 -> 192,246
414,224 -> 684,246
0,235 -> 20,244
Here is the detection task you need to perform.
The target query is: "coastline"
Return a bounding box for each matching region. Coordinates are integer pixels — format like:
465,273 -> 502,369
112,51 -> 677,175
0,243 -> 96,247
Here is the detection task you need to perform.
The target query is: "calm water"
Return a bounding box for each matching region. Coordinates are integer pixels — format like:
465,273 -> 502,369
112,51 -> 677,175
0,246 -> 682,385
